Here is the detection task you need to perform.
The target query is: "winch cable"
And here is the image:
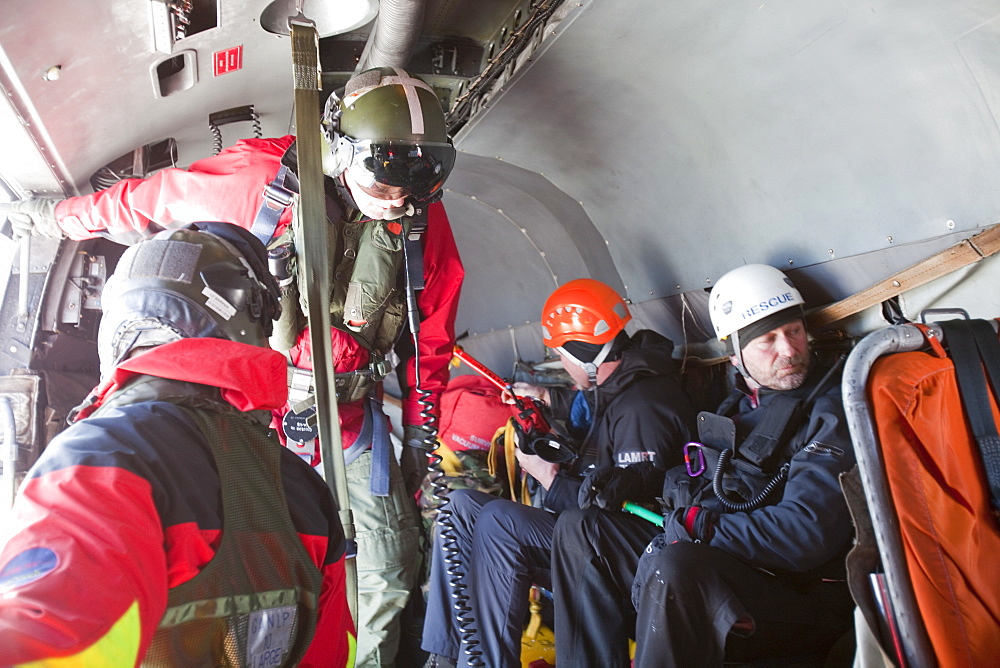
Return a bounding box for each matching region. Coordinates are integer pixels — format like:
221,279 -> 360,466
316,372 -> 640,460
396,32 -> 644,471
288,15 -> 358,624
402,242 -> 484,666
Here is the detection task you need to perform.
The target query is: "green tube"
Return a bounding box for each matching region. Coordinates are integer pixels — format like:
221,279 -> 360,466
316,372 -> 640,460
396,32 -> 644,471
622,501 -> 664,527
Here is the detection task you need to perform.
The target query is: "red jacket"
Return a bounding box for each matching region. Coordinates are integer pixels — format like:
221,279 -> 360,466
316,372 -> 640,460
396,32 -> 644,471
0,339 -> 355,666
55,135 -> 464,442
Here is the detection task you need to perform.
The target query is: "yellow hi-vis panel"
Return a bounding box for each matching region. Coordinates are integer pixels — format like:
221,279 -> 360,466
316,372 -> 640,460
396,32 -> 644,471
18,600 -> 141,668
345,630 -> 357,668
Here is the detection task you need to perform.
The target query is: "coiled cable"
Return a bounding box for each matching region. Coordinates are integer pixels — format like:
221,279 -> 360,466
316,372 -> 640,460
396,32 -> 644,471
402,239 -> 484,665
711,449 -> 790,513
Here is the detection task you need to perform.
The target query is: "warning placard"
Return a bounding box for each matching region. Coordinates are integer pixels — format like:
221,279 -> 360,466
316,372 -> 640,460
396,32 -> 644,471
214,46 -> 243,76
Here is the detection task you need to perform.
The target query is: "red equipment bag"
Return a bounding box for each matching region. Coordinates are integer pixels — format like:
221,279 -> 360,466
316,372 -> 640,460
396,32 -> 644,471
868,323 -> 1000,666
438,374 -> 513,452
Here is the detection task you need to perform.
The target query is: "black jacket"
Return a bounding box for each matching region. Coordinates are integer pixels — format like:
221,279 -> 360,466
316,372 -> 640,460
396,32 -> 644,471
543,330 -> 697,512
662,357 -> 855,578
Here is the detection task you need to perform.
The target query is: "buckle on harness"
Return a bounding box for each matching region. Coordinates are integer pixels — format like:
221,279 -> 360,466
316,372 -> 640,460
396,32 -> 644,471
369,357 -> 388,382
262,181 -> 296,211
286,357 -> 389,411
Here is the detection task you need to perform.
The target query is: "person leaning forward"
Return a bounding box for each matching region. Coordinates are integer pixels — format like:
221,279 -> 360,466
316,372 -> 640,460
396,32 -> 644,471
551,263 -> 856,667
421,278 -> 697,668
0,225 -> 355,666
0,67 -> 464,667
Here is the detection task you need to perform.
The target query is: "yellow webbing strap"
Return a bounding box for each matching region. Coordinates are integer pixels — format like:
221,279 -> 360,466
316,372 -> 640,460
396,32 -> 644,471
486,418 -> 532,505
807,222 -> 1000,329
18,600 -> 141,667
434,438 -> 465,476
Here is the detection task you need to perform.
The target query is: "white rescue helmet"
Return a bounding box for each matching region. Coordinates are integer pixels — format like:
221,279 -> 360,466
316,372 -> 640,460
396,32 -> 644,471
709,263 -> 805,352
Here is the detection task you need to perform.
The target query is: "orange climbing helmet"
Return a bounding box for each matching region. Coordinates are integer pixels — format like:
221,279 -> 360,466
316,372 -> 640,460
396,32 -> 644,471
541,278 -> 631,349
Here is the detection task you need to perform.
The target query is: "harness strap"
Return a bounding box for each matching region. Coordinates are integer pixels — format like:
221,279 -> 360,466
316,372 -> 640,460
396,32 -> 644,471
251,163 -> 299,245
738,394 -> 803,471
807,223 -> 1000,329
369,396 -> 391,497
335,397 -> 391,497
938,319 -> 1000,511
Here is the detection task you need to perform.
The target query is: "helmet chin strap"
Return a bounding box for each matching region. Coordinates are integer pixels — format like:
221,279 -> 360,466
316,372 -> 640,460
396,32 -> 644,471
730,328 -> 755,383
557,340 -> 615,386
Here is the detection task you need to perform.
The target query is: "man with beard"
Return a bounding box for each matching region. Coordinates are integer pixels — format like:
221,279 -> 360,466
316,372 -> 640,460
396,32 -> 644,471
551,264 -> 856,667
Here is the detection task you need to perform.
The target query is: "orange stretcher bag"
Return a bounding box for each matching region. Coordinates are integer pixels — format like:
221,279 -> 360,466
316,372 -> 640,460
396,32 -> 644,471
868,320 -> 1000,666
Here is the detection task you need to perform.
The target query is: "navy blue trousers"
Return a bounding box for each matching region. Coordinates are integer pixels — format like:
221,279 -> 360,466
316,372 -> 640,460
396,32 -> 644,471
632,541 -> 854,667
551,508 -> 660,667
420,489 -> 556,668
553,508 -> 853,667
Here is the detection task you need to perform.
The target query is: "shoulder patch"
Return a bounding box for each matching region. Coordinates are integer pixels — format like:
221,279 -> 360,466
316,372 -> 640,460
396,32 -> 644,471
0,547 -> 59,592
803,441 -> 845,458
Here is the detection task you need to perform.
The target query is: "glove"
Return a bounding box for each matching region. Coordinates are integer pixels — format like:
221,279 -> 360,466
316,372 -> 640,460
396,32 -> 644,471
578,461 -> 663,510
400,424 -> 432,498
0,198 -> 65,239
661,506 -> 716,544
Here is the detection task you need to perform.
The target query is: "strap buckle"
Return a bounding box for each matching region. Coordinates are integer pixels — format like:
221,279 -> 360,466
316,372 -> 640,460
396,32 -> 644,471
262,180 -> 296,211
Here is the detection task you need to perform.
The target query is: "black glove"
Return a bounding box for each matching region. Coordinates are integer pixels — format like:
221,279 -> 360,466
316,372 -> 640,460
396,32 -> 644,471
0,198 -> 65,239
661,506 -> 716,544
578,461 -> 666,510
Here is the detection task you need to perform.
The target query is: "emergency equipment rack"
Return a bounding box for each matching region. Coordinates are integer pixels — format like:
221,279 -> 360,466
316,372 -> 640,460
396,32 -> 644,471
841,317 -> 1000,668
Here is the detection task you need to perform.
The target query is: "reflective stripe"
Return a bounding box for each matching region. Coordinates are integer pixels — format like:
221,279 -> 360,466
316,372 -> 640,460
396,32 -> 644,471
17,600 -> 141,668
158,587 -> 314,628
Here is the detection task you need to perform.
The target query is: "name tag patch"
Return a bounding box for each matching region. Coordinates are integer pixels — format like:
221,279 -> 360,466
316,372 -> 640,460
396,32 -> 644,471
247,605 -> 297,667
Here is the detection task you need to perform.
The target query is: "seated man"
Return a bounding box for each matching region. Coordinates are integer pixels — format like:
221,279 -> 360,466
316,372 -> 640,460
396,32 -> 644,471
421,278 -> 696,667
552,263 -> 856,667
0,224 -> 355,667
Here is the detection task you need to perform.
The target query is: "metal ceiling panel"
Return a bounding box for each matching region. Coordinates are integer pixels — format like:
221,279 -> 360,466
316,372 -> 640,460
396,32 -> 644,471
0,0 -> 295,195
455,0 -> 1000,303
445,151 -> 623,336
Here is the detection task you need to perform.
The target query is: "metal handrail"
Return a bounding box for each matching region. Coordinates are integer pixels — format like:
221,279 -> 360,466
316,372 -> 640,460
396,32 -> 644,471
841,323 -> 938,667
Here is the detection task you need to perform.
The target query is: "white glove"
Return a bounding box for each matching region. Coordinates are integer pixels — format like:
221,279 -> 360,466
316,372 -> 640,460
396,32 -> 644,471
0,198 -> 65,239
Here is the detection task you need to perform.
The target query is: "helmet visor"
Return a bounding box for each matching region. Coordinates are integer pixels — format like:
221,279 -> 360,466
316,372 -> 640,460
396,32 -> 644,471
350,139 -> 456,202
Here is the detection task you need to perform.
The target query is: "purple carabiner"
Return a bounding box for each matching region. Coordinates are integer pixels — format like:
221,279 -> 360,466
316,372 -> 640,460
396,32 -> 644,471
684,442 -> 706,477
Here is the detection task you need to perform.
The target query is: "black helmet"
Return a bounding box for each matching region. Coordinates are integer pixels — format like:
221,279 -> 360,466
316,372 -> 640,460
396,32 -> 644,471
322,66 -> 456,202
97,223 -> 281,375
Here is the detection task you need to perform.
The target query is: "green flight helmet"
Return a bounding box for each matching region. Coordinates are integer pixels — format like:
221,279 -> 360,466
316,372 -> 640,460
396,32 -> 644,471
322,66 -> 456,202
97,223 -> 281,376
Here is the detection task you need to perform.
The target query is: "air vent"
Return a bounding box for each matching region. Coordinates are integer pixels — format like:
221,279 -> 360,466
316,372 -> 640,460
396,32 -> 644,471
151,50 -> 197,98
89,138 -> 178,191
